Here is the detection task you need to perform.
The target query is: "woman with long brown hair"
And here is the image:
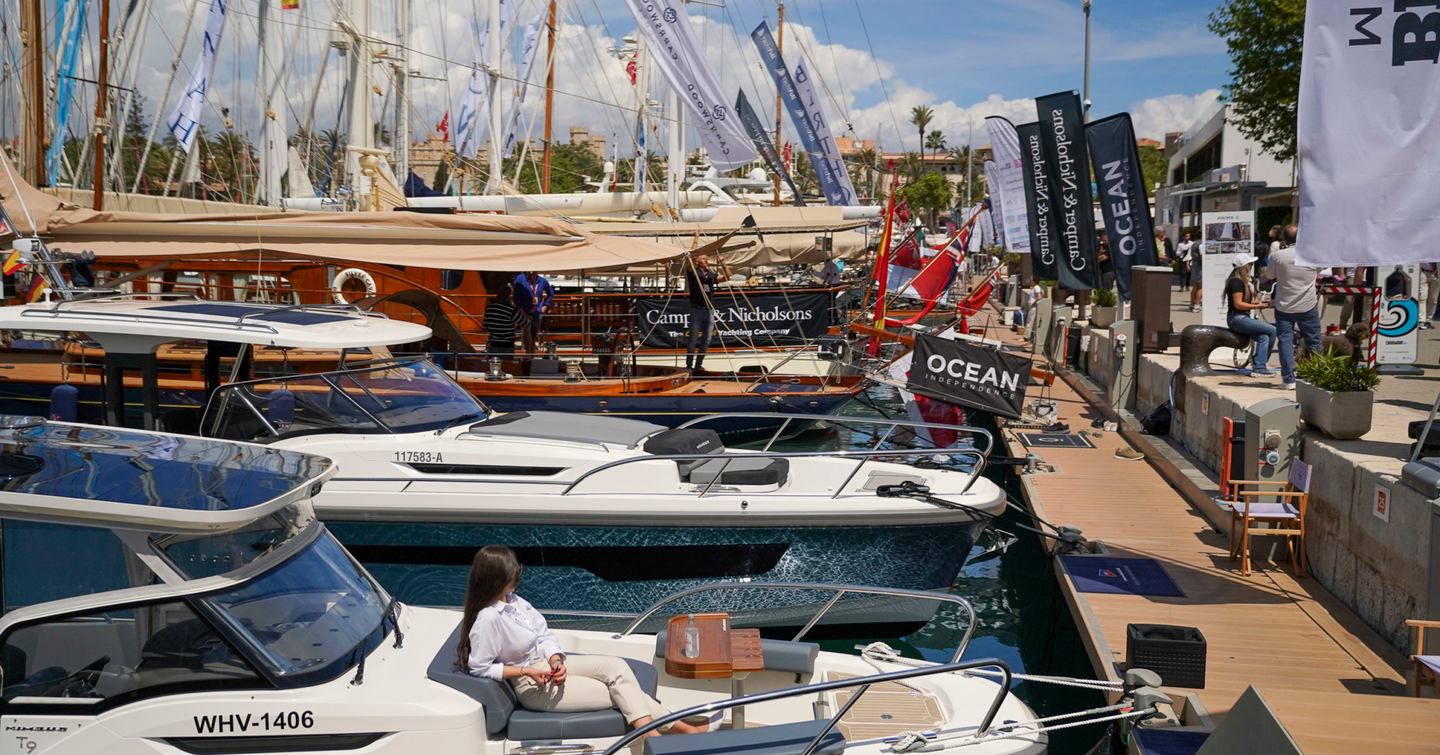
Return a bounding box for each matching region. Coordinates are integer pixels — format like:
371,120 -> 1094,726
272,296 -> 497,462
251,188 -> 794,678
457,546 -> 704,738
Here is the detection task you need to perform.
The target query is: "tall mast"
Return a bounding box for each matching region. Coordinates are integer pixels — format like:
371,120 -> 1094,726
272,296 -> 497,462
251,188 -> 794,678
394,0 -> 411,179
90,0 -> 114,209
540,0 -> 556,192
771,0 -> 783,206
19,0 -> 45,185
344,0 -> 374,203
258,0 -> 286,205
484,0 -> 503,194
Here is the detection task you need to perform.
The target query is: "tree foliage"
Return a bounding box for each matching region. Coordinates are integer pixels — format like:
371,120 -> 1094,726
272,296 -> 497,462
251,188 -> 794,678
909,105 -> 934,155
899,171 -> 952,217
1208,0 -> 1306,161
1137,144 -> 1167,197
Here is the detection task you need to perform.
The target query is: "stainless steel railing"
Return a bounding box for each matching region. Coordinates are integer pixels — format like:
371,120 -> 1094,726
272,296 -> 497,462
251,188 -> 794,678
617,582 -> 979,664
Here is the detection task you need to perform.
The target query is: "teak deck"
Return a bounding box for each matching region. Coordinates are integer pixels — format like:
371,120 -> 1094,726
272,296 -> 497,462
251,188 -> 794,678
979,313 -> 1440,753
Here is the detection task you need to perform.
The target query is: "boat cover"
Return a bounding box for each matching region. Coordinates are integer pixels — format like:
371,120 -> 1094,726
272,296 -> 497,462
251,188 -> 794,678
467,411 -> 665,449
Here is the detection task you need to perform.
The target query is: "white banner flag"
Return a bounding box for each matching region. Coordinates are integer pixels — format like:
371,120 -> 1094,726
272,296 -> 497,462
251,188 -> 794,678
626,0 -> 757,171
502,10 -> 546,157
983,116 -> 1031,253
1296,4 -> 1440,265
793,54 -> 857,205
165,0 -> 229,154
454,0 -> 510,160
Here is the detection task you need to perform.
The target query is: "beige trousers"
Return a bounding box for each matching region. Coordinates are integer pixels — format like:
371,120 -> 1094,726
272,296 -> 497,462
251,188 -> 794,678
510,655 -> 667,725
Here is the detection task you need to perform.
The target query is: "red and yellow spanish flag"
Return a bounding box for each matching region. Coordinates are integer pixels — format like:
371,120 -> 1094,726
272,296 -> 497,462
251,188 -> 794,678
281,0 -> 299,9
2,249 -> 26,276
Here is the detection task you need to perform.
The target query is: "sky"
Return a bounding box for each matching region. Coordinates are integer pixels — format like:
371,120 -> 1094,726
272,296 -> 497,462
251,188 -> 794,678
2,0 -> 1233,167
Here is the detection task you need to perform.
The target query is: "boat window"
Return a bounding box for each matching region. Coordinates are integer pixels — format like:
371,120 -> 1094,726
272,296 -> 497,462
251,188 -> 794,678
3,522 -> 134,614
0,600 -> 264,709
202,533 -> 390,683
441,269 -> 466,290
151,507 -> 310,580
206,359 -> 486,441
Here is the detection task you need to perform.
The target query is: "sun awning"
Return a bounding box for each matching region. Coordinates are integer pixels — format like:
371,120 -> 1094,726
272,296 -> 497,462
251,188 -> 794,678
0,153 -> 691,273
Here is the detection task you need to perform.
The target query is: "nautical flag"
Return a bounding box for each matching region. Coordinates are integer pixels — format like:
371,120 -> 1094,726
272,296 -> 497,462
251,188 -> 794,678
281,0 -> 298,9
503,9 -> 547,157
2,250 -> 26,275
25,274 -> 46,302
436,112 -> 450,142
1295,3 -> 1440,265
166,0 -> 230,155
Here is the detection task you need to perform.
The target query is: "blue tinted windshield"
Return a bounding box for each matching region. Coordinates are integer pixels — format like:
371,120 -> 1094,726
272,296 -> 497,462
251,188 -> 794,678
203,533 -> 390,681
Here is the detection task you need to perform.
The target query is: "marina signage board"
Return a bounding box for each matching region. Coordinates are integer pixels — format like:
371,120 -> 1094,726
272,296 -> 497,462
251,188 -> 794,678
1034,91 -> 1100,291
1297,3 -> 1440,266
626,0 -> 758,171
635,291 -> 831,348
906,334 -> 1032,420
1377,264 -> 1421,366
1085,113 -> 1158,300
1200,211 -> 1255,327
1016,121 -> 1059,281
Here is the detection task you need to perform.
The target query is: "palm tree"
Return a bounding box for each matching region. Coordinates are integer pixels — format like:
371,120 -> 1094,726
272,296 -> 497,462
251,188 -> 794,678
856,146 -> 879,199
925,130 -> 947,161
901,151 -> 924,181
909,105 -> 934,159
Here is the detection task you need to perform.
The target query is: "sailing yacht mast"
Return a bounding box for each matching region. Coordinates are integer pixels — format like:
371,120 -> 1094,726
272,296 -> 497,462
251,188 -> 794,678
258,0 -> 287,205
394,0 -> 411,180
344,0 -> 374,203
771,0 -> 783,206
483,0 -> 503,193
90,0 -> 113,209
541,0 -> 556,192
19,0 -> 45,185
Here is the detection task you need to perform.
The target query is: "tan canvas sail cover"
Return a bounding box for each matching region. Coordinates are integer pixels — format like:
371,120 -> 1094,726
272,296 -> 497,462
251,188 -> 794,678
0,153 -> 688,273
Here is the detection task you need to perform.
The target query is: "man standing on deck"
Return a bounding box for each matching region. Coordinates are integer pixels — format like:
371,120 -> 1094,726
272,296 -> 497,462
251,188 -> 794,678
1269,225 -> 1323,390
513,271 -> 554,362
685,254 -> 729,372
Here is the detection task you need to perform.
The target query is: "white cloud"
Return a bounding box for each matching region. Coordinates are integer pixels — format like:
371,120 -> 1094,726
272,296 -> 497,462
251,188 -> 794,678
1128,89 -> 1222,142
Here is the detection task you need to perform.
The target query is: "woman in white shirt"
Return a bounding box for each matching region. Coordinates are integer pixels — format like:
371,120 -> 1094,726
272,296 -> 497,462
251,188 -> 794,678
458,546 -> 705,737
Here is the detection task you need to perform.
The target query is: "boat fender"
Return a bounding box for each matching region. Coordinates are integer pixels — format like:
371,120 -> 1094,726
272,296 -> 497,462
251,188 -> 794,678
331,268 -> 378,304
49,384 -> 79,422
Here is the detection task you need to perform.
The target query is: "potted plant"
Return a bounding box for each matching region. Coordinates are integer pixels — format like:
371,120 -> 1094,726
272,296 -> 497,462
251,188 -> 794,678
1090,287 -> 1118,329
1295,348 -> 1381,439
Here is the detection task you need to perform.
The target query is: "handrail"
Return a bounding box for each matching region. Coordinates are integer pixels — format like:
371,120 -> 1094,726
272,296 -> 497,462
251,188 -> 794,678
559,446 -> 987,499
618,582 -> 978,664
602,657 -> 1014,754
674,412 -> 995,457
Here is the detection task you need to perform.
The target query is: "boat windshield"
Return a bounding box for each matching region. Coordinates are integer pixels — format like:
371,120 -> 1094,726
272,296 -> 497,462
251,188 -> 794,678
205,358 -> 487,442
201,531 -> 391,682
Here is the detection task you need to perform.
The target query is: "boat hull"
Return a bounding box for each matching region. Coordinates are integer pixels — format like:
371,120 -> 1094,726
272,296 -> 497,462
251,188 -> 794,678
329,519 -> 988,633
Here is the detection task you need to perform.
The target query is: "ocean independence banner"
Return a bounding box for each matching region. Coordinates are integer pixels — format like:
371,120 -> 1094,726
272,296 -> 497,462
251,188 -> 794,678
635,291 -> 831,348
1017,122 -> 1059,281
1295,3 -> 1440,266
1086,112 -> 1157,299
906,334 -> 1032,420
1035,91 -> 1100,290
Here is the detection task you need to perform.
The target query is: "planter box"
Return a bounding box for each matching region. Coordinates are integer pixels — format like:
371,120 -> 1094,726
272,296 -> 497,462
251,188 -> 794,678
1297,380 -> 1373,439
1126,623 -> 1207,688
1090,306 -> 1117,329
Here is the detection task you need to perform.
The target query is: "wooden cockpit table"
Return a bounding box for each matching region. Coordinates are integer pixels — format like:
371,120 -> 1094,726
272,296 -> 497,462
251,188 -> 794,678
663,613 -> 764,728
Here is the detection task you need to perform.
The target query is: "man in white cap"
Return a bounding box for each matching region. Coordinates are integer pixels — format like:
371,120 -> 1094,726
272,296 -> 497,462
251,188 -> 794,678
1224,252 -> 1277,377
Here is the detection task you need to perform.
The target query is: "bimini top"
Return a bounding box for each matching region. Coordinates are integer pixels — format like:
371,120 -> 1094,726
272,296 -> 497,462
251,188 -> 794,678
0,416 -> 334,533
0,294 -> 431,350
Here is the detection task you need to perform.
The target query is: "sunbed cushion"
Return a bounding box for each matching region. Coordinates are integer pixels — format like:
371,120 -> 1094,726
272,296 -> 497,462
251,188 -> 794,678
1420,655 -> 1440,677
643,720 -> 845,755
687,458 -> 789,486
653,632 -> 818,675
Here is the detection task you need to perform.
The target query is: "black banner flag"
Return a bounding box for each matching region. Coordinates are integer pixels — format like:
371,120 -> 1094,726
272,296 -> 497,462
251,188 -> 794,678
1086,112 -> 1157,300
1017,121 -> 1059,282
905,334 -> 1032,420
635,291 -> 831,348
735,91 -> 805,207
1035,91 -> 1100,290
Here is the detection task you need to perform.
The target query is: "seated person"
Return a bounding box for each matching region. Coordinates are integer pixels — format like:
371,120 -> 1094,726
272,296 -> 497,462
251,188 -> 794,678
459,546 -> 704,739
1225,256 -> 1278,377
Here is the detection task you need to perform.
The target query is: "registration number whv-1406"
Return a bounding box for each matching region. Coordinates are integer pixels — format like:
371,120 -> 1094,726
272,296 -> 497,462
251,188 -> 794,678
193,710 -> 315,734
395,450 -> 444,463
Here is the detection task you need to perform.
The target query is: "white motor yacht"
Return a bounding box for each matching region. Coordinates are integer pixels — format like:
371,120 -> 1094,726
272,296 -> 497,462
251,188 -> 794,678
0,417 -> 1072,754
0,297 -> 1007,629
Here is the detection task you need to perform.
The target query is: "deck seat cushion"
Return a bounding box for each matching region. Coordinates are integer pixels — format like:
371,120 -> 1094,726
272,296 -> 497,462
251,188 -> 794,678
687,457 -> 789,486
427,625 -> 658,738
643,720 -> 845,755
654,632 -> 817,676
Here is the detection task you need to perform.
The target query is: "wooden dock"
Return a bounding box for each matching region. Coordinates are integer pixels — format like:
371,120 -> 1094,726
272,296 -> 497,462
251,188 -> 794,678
975,314 -> 1440,753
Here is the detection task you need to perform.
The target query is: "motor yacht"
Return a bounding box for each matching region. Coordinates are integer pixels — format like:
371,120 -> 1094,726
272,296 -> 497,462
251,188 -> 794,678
0,417 -> 1061,754
0,297 -> 1007,629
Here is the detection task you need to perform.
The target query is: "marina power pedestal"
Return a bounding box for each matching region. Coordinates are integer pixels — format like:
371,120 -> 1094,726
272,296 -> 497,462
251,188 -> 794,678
1130,265 -> 1174,353
1107,319 -> 1139,412
1244,398 -> 1301,484
1050,305 -> 1074,365
1031,299 -> 1054,350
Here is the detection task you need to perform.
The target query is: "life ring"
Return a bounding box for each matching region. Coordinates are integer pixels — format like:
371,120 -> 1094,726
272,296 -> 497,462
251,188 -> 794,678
331,268 -> 377,305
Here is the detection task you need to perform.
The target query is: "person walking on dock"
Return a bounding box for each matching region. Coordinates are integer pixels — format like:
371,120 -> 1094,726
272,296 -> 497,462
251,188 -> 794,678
685,254 -> 728,372
1268,225 -> 1322,389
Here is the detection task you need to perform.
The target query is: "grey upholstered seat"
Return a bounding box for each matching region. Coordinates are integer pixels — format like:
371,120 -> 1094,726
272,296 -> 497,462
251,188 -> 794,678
426,625 -> 658,740
643,720 -> 845,755
686,457 -> 789,486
